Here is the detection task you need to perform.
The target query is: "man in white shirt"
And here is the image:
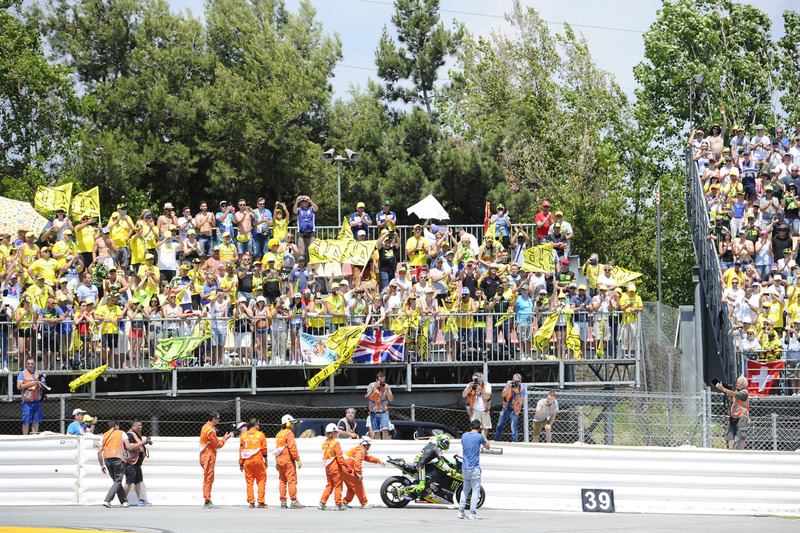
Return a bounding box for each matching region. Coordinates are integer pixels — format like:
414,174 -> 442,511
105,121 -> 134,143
752,124 -> 771,175
462,372 -> 491,439
596,264 -> 618,290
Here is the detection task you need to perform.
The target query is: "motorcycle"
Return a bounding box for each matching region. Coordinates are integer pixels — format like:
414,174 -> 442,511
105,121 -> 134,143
379,454 -> 486,508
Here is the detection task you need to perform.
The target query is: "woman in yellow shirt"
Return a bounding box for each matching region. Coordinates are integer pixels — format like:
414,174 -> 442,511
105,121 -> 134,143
15,298 -> 35,360
272,202 -> 290,243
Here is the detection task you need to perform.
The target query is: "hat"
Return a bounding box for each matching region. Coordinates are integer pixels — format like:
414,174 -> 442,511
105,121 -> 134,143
748,213 -> 756,218
146,253 -> 155,260
72,408 -> 86,417
382,200 -> 390,205
238,294 -> 247,302
356,202 -> 365,208
765,185 -> 773,191
557,291 -> 567,299
293,292 -> 302,298
44,279 -> 54,287
169,224 -> 177,230
729,168 -> 739,176
445,249 -> 454,256
461,287 -> 470,295
82,414 -> 94,423
303,288 -> 311,294
25,231 -> 35,237
413,224 -> 422,230
742,149 -> 751,155
179,263 -> 189,270
542,200 -> 550,207
775,274 -> 783,280
578,284 -> 587,291
554,211 -> 563,217
193,257 -> 201,264
626,283 -> 637,292
598,284 -> 607,290
108,265 -> 117,272
755,124 -> 765,130
431,223 -> 440,234
435,256 -> 443,262
219,200 -> 228,207
399,265 -> 408,272
784,248 -> 793,255
771,263 -> 779,270
281,414 -> 297,426
331,282 -> 340,289
339,279 -> 349,286
562,258 -> 570,264
212,246 -> 220,252
164,202 -> 174,210
357,230 -> 366,236
63,229 -> 73,235
408,293 -> 417,299
325,423 -> 338,434
101,227 -> 110,234
223,232 -> 231,238
762,300 -> 771,307
696,129 -> 704,135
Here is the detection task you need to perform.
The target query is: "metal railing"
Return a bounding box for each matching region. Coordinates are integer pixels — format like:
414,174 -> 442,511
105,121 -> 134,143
686,150 -> 738,382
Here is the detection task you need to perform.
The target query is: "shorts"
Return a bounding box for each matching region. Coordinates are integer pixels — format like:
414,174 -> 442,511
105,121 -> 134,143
786,360 -> 800,380
129,328 -> 145,339
575,321 -> 588,341
743,184 -> 756,202
116,247 -> 131,267
533,419 -> 550,437
18,328 -> 32,338
211,328 -> 226,347
516,323 -> 533,342
620,322 -> 638,351
726,417 -> 748,441
235,332 -> 251,349
370,411 -> 390,432
102,333 -> 119,349
21,401 -> 43,425
125,462 -> 143,485
470,410 -> 492,429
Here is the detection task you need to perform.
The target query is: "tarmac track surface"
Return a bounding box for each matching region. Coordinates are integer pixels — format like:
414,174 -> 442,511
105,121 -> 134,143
0,506 -> 797,533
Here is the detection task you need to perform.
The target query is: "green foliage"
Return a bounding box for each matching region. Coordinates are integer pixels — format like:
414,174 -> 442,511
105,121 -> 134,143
375,0 -> 463,114
0,0 -> 78,199
778,10 -> 800,124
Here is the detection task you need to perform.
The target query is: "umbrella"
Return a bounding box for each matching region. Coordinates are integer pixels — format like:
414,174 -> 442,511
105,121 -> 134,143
407,194 -> 450,220
0,196 -> 48,236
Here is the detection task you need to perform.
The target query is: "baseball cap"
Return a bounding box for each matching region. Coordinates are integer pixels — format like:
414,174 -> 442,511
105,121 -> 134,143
756,124 -> 765,130
72,408 -> 86,417
742,149 -> 751,155
82,414 -> 94,423
578,284 -> 587,291
542,200 -> 550,207
627,283 -> 637,292
63,229 -> 73,235
562,258 -> 570,264
555,211 -> 563,217
357,230 -> 366,236
399,265 -> 408,272
356,202 -> 365,208
461,287 -> 470,295
238,294 -> 247,302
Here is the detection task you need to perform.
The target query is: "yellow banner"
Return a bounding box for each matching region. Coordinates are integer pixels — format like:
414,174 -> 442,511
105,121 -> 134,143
566,320 -> 581,358
35,183 -> 73,214
68,364 -> 108,392
308,325 -> 367,390
533,314 -> 557,354
337,217 -> 354,241
308,239 -> 350,264
610,265 -> 643,286
522,243 -> 555,273
71,187 -> 100,221
485,220 -> 496,238
342,240 -> 377,266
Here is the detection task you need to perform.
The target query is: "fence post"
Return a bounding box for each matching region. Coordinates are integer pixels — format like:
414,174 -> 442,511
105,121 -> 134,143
558,361 -> 564,389
171,369 -> 177,397
406,362 -> 412,392
577,406 -> 585,444
251,366 -> 257,395
705,387 -> 713,448
410,404 -> 415,422
90,378 -> 96,399
60,397 -> 66,434
523,389 -> 530,443
771,413 -> 778,451
6,373 -> 12,402
701,392 -> 708,448
151,415 -> 159,437
235,397 -> 242,426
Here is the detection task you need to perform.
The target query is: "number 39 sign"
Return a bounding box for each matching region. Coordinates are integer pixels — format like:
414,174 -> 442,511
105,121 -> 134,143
581,489 -> 615,513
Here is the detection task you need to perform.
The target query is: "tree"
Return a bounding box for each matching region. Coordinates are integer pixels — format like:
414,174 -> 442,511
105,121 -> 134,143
375,0 -> 463,114
0,0 -> 78,200
778,10 -> 800,125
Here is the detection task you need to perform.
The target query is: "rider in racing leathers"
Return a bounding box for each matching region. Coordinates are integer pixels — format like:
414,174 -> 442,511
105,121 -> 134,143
401,434 -> 456,499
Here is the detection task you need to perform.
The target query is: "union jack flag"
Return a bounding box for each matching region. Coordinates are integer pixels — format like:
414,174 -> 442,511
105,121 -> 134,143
352,330 -> 405,364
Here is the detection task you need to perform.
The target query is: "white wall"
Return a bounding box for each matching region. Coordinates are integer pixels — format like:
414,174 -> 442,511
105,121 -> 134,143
1,435 -> 799,516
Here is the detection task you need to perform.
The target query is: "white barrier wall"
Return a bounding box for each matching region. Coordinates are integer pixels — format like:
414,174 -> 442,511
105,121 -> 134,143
2,435 -> 800,516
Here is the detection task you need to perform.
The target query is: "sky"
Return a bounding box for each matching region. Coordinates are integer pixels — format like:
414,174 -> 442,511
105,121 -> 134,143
164,0 -> 794,102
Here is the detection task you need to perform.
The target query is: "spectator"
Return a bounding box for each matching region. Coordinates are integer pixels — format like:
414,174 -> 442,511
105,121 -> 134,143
375,201 -> 396,231
619,284 -> 643,358
535,201 -> 554,242
194,201 -> 216,258
177,206 -> 195,241
458,420 -> 489,521
785,319 -> 800,396
405,224 -> 429,281
489,204 -> 512,249
571,284 -> 592,356
66,408 -> 88,435
509,225 -> 531,267
272,202 -> 290,244
293,195 -> 318,263
215,201 -> 235,245
515,285 -> 535,360
705,114 -> 727,158
232,199 -> 255,256
108,204 -> 134,269
249,198 -> 272,259
337,408 -> 359,439
157,202 -> 179,236
729,124 -> 750,154
349,202 -> 372,236
752,124 -> 771,175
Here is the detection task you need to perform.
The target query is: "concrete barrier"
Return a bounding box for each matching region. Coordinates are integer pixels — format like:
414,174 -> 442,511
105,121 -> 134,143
1,435 -> 799,516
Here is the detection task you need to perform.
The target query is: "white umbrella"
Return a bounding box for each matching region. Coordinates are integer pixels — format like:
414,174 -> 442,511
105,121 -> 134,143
406,194 -> 450,220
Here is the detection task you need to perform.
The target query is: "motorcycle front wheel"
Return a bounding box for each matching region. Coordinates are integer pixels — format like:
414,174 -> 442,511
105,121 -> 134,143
380,476 -> 412,508
454,484 -> 486,509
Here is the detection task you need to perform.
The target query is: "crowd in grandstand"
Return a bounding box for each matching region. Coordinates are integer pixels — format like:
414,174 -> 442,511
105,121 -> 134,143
698,119 -> 800,395
0,192 -> 644,373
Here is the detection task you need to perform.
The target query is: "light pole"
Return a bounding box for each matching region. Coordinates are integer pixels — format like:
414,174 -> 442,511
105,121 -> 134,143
321,148 -> 360,222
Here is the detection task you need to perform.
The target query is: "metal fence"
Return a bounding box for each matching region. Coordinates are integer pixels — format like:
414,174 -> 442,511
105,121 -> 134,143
0,310 -> 642,372
4,390 -> 799,451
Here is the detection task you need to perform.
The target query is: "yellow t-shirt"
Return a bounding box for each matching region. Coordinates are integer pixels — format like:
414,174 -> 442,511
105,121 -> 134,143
406,236 -> 429,267
218,242 -> 236,262
143,225 -> 159,249
96,304 -> 122,334
76,226 -> 95,254
220,274 -> 238,298
722,268 -> 745,289
30,258 -> 60,283
273,218 -> 288,242
20,243 -> 38,266
51,240 -> 76,268
109,212 -> 134,248
24,284 -> 53,310
325,295 -> 346,324
264,251 -> 283,269
620,294 -> 643,324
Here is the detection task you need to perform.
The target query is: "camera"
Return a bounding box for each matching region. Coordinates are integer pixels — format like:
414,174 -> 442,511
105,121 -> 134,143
146,436 -> 153,445
379,380 -> 386,389
471,377 -> 480,390
513,380 -> 521,389
711,378 -> 732,389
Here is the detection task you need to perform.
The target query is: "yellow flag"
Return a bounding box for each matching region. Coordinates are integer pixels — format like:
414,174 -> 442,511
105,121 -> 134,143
485,220 -> 496,238
566,320 -> 582,359
68,364 -> 108,392
533,314 -> 557,355
72,187 -> 101,221
308,325 -> 367,390
337,217 -> 354,241
35,183 -> 73,214
610,266 -> 643,286
418,316 -> 429,360
522,243 -> 555,273
392,312 -> 410,335
342,240 -> 377,266
308,239 -> 350,264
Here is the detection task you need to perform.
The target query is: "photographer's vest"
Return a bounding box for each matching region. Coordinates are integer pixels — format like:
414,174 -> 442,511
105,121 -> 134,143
465,387 -> 491,416
338,417 -> 357,438
502,381 -> 524,415
20,370 -> 42,402
124,430 -> 144,464
730,393 -> 749,419
368,383 -> 388,413
102,429 -> 125,460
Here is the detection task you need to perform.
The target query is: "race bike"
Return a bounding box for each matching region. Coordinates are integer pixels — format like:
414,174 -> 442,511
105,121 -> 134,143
379,454 -> 486,508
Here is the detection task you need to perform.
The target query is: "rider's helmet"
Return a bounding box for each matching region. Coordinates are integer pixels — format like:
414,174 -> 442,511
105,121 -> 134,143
436,433 -> 450,450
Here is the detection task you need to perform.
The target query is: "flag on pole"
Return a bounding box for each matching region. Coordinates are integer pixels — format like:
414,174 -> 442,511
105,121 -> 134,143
746,360 -> 785,396
609,266 -> 643,286
151,337 -> 205,370
34,183 -> 73,214
483,202 -> 490,235
352,330 -> 405,363
299,332 -> 339,366
337,217 -> 354,241
71,187 -> 101,221
69,364 -> 108,392
308,325 -> 367,390
522,243 -> 555,273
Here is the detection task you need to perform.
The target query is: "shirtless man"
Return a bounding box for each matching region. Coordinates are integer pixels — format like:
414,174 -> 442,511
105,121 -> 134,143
233,198 -> 255,256
94,228 -> 118,268
733,231 -> 754,265
202,246 -> 224,275
706,108 -> 728,159
194,201 -> 216,259
157,203 -> 179,235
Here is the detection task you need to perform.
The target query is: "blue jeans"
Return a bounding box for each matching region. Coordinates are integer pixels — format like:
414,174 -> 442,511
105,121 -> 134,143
250,233 -> 269,259
786,218 -> 800,235
0,332 -> 7,367
459,467 -> 482,513
235,236 -> 250,255
380,270 -> 395,291
756,263 -> 771,281
494,408 -> 519,442
197,234 -> 213,256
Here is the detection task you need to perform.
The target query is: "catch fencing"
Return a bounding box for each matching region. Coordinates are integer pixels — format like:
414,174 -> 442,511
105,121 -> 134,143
4,390 -> 799,451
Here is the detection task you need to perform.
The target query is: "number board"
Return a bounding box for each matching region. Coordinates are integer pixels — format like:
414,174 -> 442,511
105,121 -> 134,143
581,489 -> 615,513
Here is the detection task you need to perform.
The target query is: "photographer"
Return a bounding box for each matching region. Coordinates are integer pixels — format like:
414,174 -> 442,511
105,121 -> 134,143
533,390 -> 559,443
123,419 -> 152,506
715,376 -> 749,450
494,374 -> 526,442
365,371 -> 393,440
16,357 -> 46,434
462,372 -> 492,439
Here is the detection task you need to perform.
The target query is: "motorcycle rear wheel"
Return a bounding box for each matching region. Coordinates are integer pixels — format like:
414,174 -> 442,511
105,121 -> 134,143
380,476 -> 412,508
454,484 -> 486,509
